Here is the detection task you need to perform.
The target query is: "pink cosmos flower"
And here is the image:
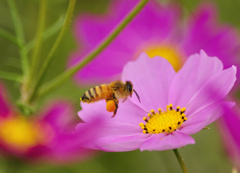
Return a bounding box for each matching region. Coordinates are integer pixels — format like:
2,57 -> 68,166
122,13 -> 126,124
69,0 -> 240,86
78,51 -> 236,151
0,84 -> 101,163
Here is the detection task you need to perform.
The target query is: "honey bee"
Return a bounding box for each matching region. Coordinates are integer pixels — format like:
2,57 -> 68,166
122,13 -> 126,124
80,81 -> 141,117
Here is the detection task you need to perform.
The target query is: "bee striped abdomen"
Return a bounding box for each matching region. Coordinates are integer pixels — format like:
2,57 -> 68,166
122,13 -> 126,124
81,84 -> 111,103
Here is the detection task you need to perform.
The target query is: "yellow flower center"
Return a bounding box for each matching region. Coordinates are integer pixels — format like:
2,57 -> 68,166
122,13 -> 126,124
139,104 -> 187,134
137,44 -> 184,71
0,117 -> 54,151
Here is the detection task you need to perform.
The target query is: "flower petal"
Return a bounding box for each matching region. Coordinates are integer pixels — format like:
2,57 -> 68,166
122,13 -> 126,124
76,120 -> 148,151
182,4 -> 240,71
180,101 -> 234,135
41,101 -> 75,131
129,1 -> 181,41
122,53 -> 176,111
140,131 -> 195,151
96,134 -> 149,152
79,99 -> 146,126
169,50 -> 223,108
0,84 -> 11,117
79,100 -> 111,122
70,1 -> 181,85
48,117 -> 103,162
186,65 -> 236,116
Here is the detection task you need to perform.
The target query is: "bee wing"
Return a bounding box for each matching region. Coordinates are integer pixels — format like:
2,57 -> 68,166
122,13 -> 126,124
111,86 -> 120,91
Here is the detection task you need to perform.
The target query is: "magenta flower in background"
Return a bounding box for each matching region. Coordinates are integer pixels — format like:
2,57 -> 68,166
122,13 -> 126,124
0,84 -> 101,163
69,0 -> 240,86
218,104 -> 240,170
78,51 -> 236,151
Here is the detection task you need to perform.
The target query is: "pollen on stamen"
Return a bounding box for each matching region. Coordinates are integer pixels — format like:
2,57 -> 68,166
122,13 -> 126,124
166,105 -> 169,110
139,123 -> 146,130
176,106 -> 180,112
143,130 -> 148,134
139,104 -> 187,134
143,117 -> 148,122
150,110 -> 156,115
147,113 -> 152,118
180,108 -> 186,114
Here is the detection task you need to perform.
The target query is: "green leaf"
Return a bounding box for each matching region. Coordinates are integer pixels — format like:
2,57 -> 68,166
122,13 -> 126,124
0,71 -> 22,82
8,0 -> 29,76
0,29 -> 19,48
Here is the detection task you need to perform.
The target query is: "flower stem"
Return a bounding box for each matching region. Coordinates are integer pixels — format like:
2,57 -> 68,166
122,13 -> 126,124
27,0 -> 76,103
7,0 -> 29,77
27,0 -> 47,90
25,16 -> 64,53
173,149 -> 189,173
38,0 -> 149,98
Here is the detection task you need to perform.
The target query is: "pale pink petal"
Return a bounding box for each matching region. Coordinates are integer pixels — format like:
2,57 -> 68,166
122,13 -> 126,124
76,121 -> 147,151
112,100 -> 147,125
181,101 -> 234,135
79,100 -> 112,122
169,50 -> 223,108
96,134 -> 149,152
122,53 -> 176,111
140,131 -> 195,151
76,121 -> 141,138
79,99 -> 146,126
186,65 -> 236,116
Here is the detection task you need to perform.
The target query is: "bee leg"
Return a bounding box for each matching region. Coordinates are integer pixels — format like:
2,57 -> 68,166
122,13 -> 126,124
111,100 -> 119,118
122,97 -> 127,103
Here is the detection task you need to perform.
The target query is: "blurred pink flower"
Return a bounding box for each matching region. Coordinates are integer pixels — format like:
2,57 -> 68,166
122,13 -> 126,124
78,51 -> 236,151
69,0 -> 240,86
0,84 -> 101,163
218,103 -> 240,170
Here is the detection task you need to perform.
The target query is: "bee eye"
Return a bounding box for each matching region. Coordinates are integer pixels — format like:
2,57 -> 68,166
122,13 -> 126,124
127,85 -> 132,92
126,81 -> 133,93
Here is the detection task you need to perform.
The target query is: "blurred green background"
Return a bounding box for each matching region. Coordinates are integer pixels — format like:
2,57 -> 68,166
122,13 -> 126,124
0,0 -> 239,172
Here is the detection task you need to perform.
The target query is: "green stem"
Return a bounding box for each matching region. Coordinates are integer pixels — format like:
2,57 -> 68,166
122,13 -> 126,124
25,16 -> 64,53
27,0 -> 76,103
173,149 -> 189,173
0,71 -> 22,82
38,0 -> 149,98
27,0 -> 47,89
0,29 -> 19,48
7,0 -> 29,77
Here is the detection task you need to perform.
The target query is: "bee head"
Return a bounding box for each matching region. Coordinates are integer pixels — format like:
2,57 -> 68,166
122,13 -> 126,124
125,81 -> 133,96
125,81 -> 141,103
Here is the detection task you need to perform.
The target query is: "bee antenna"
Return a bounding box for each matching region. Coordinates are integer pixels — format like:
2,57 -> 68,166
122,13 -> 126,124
133,89 -> 141,103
